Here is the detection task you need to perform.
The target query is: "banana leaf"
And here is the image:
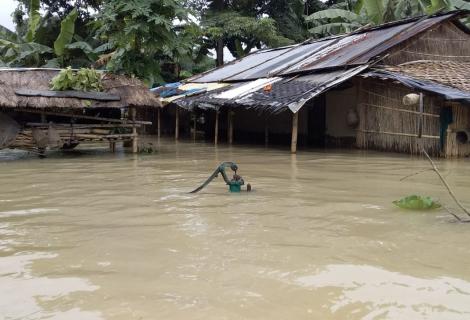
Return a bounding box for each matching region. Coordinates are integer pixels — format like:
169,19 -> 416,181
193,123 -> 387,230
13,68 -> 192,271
362,0 -> 386,24
393,195 -> 441,210
305,9 -> 362,22
25,0 -> 41,42
54,8 -> 78,57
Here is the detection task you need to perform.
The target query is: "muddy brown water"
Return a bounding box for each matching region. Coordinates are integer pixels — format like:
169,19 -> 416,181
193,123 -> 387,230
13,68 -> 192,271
1,138 -> 470,319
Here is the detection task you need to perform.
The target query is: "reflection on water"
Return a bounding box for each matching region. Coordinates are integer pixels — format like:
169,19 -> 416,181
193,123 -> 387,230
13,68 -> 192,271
1,137 -> 470,319
296,264 -> 470,319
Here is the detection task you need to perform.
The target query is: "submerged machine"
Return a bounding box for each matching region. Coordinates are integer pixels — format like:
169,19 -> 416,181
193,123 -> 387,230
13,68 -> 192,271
190,162 -> 251,193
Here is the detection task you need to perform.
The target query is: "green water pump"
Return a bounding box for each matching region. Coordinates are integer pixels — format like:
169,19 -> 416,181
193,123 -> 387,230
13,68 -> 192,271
190,162 -> 251,193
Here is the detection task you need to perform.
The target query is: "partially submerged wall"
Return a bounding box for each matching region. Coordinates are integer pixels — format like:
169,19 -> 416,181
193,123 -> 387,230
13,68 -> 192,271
356,78 -> 442,156
325,86 -> 357,146
445,102 -> 470,157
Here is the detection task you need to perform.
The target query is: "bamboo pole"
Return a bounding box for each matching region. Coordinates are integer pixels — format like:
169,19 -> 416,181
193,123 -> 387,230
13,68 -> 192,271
130,107 -> 138,153
175,106 -> 179,140
358,129 -> 440,139
362,103 -> 440,118
291,112 -> 298,153
418,93 -> 424,138
17,108 -> 152,125
214,110 -> 219,145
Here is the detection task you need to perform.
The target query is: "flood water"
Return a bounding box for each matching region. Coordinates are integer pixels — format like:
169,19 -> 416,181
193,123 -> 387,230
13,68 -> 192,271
1,138 -> 470,320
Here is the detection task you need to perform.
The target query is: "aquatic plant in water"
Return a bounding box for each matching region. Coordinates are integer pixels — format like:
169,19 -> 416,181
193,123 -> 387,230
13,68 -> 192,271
393,195 -> 441,210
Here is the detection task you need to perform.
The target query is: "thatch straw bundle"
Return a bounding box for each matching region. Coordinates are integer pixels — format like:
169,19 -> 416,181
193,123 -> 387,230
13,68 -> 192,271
0,68 -> 161,110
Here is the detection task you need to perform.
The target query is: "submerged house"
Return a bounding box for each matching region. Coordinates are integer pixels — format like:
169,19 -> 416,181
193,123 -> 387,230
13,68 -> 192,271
157,10 -> 470,157
0,68 -> 161,155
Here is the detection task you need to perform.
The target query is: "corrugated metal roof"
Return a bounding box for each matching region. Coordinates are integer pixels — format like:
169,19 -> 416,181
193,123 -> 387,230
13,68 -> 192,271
188,12 -> 463,83
177,65 -> 369,113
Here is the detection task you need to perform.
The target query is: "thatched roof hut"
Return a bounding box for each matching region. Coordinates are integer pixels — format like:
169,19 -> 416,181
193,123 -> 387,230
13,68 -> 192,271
0,68 -> 161,155
0,68 -> 161,110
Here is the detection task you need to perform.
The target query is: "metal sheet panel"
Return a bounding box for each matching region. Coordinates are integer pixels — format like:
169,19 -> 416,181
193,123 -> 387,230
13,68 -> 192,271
223,41 -> 334,81
282,13 -> 457,74
234,65 -> 369,113
188,47 -> 291,83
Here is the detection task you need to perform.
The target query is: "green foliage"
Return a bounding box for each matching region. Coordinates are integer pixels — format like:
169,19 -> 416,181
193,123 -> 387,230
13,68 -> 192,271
203,11 -> 293,59
393,195 -> 442,210
363,0 -> 386,24
305,0 -> 470,37
25,0 -> 40,42
94,0 -> 191,86
54,8 -> 78,57
0,5 -> 95,68
50,67 -> 103,92
267,0 -> 308,42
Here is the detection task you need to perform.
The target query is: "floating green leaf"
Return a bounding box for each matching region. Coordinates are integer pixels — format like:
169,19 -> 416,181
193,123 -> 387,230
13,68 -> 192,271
393,195 -> 441,210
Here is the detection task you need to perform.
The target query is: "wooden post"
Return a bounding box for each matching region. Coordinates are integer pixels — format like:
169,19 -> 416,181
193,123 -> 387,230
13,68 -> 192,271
291,112 -> 298,153
109,141 -> 116,153
130,107 -> 138,153
41,112 -> 46,123
157,108 -> 161,139
418,93 -> 424,138
227,110 -> 234,145
264,118 -> 269,146
175,107 -> 179,140
214,110 -> 219,145
192,113 -> 197,141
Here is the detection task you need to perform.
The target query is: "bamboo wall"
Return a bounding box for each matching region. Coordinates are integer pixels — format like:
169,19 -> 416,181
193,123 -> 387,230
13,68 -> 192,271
445,103 -> 470,157
384,22 -> 470,65
356,79 -> 442,156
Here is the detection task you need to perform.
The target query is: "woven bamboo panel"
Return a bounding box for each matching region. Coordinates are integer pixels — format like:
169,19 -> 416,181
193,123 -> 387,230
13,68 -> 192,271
357,79 -> 441,156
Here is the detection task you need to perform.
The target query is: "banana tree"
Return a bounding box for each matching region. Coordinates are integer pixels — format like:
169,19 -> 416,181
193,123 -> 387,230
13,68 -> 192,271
0,0 -> 98,68
306,0 -> 468,37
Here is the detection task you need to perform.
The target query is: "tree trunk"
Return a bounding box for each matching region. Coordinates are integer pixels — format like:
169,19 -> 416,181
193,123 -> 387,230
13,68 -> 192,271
216,39 -> 224,67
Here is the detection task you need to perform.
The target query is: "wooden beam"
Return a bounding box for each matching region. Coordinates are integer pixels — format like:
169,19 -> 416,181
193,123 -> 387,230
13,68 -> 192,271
26,123 -> 141,128
130,107 -> 138,153
175,107 -> 179,140
15,89 -> 120,101
214,110 -> 219,145
291,112 -> 298,153
16,108 -> 152,125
